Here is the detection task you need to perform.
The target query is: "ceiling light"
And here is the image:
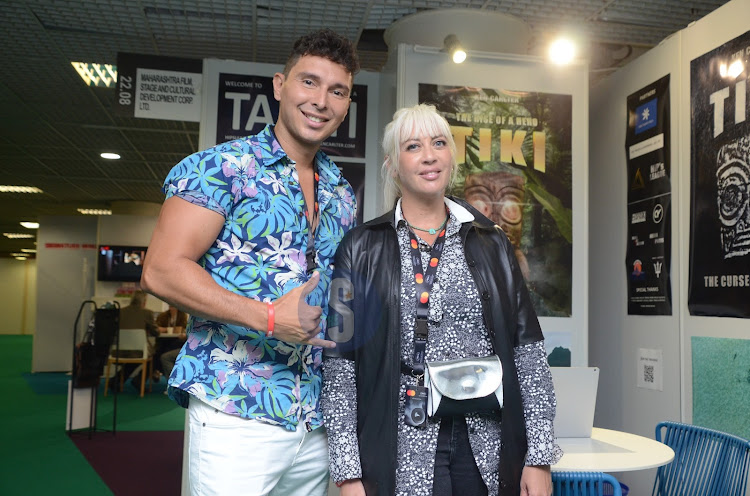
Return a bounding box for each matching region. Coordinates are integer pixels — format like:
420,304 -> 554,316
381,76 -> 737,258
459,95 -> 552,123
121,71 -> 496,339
11,252 -> 32,257
14,256 -> 28,261
443,35 -> 467,64
100,152 -> 121,160
78,208 -> 113,215
20,222 -> 39,229
0,185 -> 43,193
71,62 -> 117,88
21,249 -> 37,253
3,233 -> 35,239
548,38 -> 576,65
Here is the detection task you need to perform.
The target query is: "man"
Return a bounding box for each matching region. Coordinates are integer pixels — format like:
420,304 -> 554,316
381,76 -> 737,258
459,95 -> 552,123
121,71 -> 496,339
141,29 -> 359,496
155,304 -> 189,333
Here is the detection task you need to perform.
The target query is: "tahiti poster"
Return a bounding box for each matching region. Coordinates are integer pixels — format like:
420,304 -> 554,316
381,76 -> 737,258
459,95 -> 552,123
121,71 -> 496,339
688,30 -> 750,318
215,72 -> 367,159
419,84 -> 573,317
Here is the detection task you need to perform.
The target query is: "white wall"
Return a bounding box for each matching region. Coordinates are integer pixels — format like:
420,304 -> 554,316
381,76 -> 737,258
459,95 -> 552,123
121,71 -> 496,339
32,213 -> 163,371
589,35 -> 682,493
33,216 -> 98,372
0,258 -> 36,334
589,0 -> 749,493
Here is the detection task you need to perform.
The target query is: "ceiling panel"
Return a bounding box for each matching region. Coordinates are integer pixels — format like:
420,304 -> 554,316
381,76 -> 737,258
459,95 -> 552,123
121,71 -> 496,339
0,0 -> 732,256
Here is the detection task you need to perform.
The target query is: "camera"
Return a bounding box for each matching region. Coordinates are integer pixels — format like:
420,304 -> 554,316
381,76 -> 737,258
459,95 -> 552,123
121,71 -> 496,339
404,385 -> 428,427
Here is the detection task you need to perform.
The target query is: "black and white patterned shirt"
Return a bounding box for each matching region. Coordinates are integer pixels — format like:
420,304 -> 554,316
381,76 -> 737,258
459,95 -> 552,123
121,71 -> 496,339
322,198 -> 562,494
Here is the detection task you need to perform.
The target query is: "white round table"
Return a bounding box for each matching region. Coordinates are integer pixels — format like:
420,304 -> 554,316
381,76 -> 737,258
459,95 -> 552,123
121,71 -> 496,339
552,427 -> 675,472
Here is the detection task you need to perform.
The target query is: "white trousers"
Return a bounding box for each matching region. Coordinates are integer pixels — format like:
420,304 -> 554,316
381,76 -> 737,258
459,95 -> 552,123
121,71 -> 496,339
187,397 -> 329,496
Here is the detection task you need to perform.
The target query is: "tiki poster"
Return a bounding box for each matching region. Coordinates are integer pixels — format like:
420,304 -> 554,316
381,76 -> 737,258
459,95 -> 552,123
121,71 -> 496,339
419,84 -> 573,317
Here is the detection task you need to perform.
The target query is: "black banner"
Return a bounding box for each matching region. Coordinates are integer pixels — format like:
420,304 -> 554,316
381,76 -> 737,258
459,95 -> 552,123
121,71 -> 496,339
336,162 -> 365,226
625,75 -> 672,315
215,74 -> 367,158
116,53 -> 202,121
688,30 -> 750,318
216,74 -> 277,142
321,85 -> 367,159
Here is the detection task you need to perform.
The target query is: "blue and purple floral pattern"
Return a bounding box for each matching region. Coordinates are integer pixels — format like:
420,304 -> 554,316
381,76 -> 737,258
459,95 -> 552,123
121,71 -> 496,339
163,125 -> 356,430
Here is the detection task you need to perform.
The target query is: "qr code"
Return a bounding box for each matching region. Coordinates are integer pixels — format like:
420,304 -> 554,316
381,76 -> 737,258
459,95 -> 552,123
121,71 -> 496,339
643,364 -> 655,383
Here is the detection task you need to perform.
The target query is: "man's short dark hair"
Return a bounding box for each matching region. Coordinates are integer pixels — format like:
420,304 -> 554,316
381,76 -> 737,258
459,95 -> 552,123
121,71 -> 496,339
283,29 -> 360,77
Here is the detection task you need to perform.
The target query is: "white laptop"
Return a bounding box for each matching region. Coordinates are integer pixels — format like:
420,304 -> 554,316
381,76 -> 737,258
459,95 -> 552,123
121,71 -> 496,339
550,367 -> 599,438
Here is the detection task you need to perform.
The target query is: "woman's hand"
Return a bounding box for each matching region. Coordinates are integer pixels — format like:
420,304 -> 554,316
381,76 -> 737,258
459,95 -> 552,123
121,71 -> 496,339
520,465 -> 552,496
338,478 -> 366,496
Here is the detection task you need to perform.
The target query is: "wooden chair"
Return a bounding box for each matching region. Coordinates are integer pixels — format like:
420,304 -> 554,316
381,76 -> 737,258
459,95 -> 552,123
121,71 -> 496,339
103,328 -> 153,398
653,420 -> 750,496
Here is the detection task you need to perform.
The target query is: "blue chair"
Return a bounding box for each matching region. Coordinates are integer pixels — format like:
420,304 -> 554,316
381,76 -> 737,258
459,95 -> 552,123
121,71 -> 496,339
653,420 -> 750,496
552,471 -> 622,496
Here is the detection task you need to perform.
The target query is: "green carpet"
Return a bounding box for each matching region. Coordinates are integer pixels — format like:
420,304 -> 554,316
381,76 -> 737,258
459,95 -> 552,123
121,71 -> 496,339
0,335 -> 185,495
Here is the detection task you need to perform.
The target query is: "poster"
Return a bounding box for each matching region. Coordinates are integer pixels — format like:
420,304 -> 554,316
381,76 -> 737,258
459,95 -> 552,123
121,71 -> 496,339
215,74 -> 277,142
625,76 -> 672,315
419,84 -> 572,317
115,53 -> 202,121
688,30 -> 750,318
215,74 -> 368,158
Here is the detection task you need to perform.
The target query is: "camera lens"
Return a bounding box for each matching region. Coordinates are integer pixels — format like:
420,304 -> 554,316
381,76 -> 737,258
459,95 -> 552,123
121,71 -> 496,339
410,407 -> 425,424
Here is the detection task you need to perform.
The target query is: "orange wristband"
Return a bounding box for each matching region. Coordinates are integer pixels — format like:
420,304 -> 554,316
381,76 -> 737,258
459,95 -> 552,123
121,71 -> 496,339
266,302 -> 275,337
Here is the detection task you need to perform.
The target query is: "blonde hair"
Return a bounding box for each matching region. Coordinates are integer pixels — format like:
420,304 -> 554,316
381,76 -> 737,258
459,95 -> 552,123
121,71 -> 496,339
381,104 -> 459,211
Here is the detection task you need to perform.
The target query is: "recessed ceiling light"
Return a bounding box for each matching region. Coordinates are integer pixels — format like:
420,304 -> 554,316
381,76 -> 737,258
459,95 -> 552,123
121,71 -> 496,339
3,233 -> 35,239
77,208 -> 113,215
0,185 -> 43,193
21,249 -> 37,253
100,152 -> 121,160
20,222 -> 39,229
71,62 -> 117,88
14,256 -> 28,261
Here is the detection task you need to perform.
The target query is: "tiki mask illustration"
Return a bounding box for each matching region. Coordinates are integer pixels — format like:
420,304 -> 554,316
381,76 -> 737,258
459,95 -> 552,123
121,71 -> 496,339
464,171 -> 530,278
716,134 -> 750,259
464,172 -> 525,248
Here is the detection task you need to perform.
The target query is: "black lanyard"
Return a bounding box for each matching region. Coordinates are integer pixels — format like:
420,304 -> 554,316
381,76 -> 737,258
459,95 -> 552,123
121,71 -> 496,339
303,164 -> 319,275
406,211 -> 448,380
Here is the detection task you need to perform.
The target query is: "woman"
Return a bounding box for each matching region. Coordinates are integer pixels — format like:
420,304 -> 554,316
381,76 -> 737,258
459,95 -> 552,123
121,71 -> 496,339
321,104 -> 562,496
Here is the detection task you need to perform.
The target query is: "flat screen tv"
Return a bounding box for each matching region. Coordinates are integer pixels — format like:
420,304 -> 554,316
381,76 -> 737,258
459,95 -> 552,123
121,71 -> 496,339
97,245 -> 147,282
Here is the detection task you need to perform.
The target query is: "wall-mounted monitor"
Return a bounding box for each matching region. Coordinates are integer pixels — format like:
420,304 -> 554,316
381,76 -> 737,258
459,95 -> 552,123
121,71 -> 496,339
97,245 -> 147,282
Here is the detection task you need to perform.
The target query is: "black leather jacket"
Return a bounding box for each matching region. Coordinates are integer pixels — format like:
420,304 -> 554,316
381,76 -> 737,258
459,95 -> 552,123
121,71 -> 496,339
325,197 -> 544,496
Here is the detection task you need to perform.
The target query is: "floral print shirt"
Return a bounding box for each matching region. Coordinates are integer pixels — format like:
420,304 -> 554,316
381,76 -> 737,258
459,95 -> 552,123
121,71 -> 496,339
163,124 -> 356,431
